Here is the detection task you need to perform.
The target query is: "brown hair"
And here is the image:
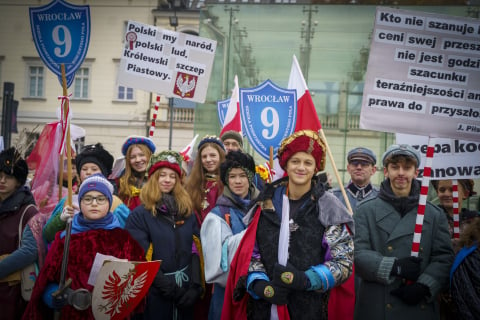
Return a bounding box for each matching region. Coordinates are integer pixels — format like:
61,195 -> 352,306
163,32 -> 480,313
140,169 -> 193,218
185,142 -> 225,213
383,155 -> 417,169
458,217 -> 480,248
118,143 -> 153,200
431,179 -> 475,198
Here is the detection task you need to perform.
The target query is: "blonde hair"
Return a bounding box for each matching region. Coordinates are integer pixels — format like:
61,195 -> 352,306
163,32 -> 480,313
185,142 -> 225,213
140,169 -> 193,218
118,143 -> 153,200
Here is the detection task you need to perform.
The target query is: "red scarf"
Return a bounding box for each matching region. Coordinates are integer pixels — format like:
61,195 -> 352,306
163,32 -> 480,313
221,207 -> 290,320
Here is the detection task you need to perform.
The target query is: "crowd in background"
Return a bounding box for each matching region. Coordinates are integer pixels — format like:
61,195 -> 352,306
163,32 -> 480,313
0,129 -> 479,320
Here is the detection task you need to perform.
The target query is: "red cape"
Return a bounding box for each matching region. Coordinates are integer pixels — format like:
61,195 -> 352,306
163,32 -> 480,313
328,264 -> 355,320
221,207 -> 290,320
23,228 -> 145,320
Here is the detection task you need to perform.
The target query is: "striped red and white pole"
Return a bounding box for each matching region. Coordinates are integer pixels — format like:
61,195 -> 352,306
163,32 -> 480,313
149,96 -> 160,137
411,139 -> 434,257
452,179 -> 460,239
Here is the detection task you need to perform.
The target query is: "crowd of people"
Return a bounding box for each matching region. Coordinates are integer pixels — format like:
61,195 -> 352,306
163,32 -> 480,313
0,129 -> 479,320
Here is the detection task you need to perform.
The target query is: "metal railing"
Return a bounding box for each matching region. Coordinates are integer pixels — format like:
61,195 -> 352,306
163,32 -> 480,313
319,113 -> 360,130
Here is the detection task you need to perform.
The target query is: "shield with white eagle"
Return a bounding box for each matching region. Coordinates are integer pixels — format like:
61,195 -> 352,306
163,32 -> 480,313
92,260 -> 161,320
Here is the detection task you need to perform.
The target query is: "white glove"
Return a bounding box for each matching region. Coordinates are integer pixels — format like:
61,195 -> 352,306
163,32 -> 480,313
60,205 -> 75,222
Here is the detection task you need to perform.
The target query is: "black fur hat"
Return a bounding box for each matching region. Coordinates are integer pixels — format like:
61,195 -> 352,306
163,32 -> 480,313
220,150 -> 256,186
75,143 -> 114,178
0,147 -> 28,185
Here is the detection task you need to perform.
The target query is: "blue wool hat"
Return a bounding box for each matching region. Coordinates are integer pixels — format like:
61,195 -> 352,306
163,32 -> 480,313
197,135 -> 225,152
78,174 -> 114,208
382,144 -> 421,167
122,135 -> 156,156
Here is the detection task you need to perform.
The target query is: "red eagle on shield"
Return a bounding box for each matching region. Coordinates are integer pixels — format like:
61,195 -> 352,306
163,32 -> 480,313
92,260 -> 161,320
174,72 -> 197,98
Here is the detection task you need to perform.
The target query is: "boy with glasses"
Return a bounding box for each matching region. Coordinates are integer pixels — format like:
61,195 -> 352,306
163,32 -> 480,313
332,147 -> 379,210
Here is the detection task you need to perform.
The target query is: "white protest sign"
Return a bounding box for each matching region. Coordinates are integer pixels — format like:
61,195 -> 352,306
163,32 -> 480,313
361,7 -> 480,142
117,20 -> 217,103
397,133 -> 480,179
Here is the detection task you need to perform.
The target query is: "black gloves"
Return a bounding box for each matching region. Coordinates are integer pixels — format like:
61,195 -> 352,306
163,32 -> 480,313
176,284 -> 203,308
52,288 -> 72,309
391,256 -> 422,281
252,280 -> 289,305
391,282 -> 430,305
272,263 -> 310,291
153,270 -> 185,300
176,254 -> 204,308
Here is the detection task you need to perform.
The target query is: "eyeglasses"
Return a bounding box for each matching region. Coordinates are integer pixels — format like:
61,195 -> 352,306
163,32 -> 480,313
81,195 -> 108,205
349,160 -> 371,167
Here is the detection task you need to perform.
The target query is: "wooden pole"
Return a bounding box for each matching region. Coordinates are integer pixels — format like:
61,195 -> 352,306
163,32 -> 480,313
269,146 -> 274,169
319,128 -> 353,215
60,64 -> 72,207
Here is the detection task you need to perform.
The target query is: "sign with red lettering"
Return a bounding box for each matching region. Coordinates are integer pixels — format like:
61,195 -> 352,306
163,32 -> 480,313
361,7 -> 480,142
117,20 -> 216,103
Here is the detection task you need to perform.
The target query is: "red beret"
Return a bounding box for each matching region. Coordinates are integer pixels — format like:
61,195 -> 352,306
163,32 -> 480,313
278,130 -> 326,172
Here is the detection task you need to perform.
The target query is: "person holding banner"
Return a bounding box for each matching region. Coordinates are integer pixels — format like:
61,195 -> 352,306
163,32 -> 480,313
125,151 -> 203,320
185,135 -> 226,225
42,143 -> 130,242
222,130 -> 354,319
354,144 -> 454,320
449,215 -> 480,320
117,135 -> 156,211
431,179 -> 478,320
23,174 -> 146,319
432,179 -> 478,245
0,147 -> 39,320
200,151 -> 260,320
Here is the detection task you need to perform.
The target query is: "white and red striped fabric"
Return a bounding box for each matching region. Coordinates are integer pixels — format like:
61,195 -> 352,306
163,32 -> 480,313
452,179 -> 460,239
220,75 -> 242,137
288,55 -> 321,132
411,141 -> 434,257
149,96 -> 160,137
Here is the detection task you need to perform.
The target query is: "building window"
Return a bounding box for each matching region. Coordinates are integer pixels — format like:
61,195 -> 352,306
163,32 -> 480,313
117,85 -> 134,101
73,67 -> 89,99
28,66 -> 44,98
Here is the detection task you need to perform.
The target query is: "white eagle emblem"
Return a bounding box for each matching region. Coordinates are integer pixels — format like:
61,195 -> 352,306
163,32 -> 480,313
176,74 -> 196,97
97,268 -> 148,317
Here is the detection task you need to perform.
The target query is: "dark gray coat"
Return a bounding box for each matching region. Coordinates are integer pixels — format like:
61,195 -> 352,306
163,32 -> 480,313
354,191 -> 454,320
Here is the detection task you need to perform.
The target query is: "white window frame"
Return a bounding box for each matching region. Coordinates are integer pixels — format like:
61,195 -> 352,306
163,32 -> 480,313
24,60 -> 45,98
72,65 -> 91,100
116,85 -> 135,102
113,58 -> 136,102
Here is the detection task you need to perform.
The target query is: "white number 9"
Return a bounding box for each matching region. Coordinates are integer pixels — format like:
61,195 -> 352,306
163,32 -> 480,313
52,25 -> 72,58
261,107 -> 279,140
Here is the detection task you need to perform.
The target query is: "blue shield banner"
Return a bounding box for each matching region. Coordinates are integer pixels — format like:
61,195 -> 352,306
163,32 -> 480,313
217,98 -> 229,128
240,80 -> 297,159
29,0 -> 90,88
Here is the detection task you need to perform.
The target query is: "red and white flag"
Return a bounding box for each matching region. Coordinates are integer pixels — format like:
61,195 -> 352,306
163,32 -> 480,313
288,55 -> 321,132
220,75 -> 242,137
180,134 -> 199,163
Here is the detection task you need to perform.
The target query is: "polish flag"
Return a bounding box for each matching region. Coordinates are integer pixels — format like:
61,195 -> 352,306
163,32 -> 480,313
288,55 -> 322,132
220,75 -> 242,137
180,134 -> 199,163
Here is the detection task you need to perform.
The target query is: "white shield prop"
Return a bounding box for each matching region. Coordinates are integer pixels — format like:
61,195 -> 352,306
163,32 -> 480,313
92,260 -> 161,320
